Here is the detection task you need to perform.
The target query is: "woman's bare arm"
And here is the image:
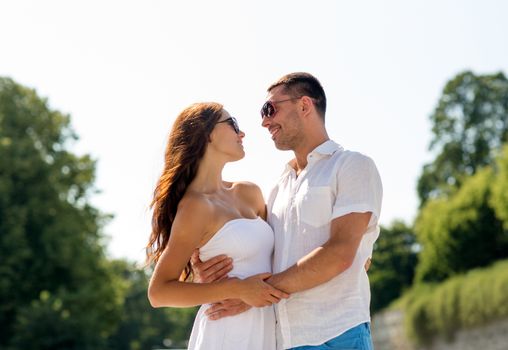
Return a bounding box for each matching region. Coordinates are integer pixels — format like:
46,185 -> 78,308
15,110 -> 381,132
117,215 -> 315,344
147,194 -> 288,308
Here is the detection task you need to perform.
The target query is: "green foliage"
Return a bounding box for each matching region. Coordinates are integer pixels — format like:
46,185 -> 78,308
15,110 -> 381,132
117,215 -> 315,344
491,145 -> 508,231
401,71 -> 508,346
0,77 -> 123,349
401,259 -> 508,346
401,284 -> 436,345
0,76 -> 199,349
370,221 -> 418,313
418,71 -> 508,205
414,166 -> 507,283
108,260 -> 198,350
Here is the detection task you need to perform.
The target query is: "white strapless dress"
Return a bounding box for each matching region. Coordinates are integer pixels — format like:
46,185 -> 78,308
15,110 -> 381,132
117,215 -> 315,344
187,217 -> 276,350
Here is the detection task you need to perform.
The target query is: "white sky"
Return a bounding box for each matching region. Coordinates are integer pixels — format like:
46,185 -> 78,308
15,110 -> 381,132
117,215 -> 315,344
1,0 -> 507,263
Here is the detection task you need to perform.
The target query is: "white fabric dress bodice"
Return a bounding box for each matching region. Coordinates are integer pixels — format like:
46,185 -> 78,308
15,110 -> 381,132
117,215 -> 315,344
188,217 -> 276,350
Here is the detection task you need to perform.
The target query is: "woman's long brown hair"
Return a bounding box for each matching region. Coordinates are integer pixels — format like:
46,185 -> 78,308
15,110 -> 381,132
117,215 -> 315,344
146,102 -> 224,280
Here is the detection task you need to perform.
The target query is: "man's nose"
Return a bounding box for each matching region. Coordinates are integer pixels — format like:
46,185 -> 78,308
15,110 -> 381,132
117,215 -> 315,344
261,115 -> 271,128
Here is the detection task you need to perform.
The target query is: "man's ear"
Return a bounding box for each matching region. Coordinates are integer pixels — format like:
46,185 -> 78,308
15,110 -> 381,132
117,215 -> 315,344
300,96 -> 314,116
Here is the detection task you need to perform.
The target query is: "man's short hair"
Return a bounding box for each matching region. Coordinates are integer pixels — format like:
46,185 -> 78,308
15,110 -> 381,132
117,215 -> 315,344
268,72 -> 327,120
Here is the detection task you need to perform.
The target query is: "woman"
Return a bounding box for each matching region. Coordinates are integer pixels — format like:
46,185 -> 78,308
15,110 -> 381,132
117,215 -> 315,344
146,102 -> 288,349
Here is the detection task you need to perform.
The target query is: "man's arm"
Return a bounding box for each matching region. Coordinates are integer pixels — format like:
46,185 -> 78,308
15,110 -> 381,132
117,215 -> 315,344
191,251 -> 253,319
197,213 -> 371,319
266,212 -> 371,293
190,250 -> 233,283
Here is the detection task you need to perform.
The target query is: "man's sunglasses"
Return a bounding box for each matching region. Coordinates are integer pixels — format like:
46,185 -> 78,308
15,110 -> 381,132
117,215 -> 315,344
260,97 -> 301,119
216,117 -> 240,134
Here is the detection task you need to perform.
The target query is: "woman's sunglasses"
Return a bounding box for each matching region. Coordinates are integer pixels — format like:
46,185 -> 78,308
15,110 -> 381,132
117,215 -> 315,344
216,117 -> 240,134
260,97 -> 301,119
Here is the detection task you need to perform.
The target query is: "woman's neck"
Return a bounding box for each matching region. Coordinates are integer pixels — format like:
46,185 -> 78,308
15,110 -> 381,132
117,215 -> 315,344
187,156 -> 226,194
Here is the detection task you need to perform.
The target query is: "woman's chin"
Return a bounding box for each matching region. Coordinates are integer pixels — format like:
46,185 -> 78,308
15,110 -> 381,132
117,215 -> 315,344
233,150 -> 245,161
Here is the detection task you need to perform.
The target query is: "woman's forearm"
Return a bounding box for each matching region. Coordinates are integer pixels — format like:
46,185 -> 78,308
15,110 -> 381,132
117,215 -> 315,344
148,272 -> 288,308
148,278 -> 238,308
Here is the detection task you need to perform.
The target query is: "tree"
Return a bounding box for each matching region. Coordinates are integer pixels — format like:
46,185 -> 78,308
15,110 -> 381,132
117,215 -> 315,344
369,221 -> 418,313
107,260 -> 198,350
417,71 -> 508,206
491,145 -> 508,231
0,77 -> 124,349
414,166 -> 508,283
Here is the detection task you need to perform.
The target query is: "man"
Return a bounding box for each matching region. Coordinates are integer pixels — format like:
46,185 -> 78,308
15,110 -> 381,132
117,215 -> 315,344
193,72 -> 382,349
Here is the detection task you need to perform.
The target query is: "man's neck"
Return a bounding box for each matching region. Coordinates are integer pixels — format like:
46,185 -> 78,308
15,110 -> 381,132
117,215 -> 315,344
292,136 -> 330,174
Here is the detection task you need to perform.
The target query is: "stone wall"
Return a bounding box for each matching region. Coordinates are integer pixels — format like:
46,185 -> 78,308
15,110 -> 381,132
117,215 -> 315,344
372,310 -> 508,350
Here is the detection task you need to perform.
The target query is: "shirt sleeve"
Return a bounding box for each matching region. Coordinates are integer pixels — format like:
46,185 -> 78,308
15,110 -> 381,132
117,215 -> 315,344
331,153 -> 383,229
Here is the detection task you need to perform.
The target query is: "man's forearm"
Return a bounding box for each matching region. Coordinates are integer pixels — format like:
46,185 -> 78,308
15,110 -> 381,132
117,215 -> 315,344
268,212 -> 371,293
267,243 -> 353,294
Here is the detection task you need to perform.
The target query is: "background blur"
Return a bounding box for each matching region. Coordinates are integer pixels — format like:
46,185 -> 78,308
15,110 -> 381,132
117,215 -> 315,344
1,1 -> 508,349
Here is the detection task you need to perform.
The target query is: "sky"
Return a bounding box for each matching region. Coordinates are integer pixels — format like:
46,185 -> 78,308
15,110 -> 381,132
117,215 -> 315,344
1,0 -> 507,264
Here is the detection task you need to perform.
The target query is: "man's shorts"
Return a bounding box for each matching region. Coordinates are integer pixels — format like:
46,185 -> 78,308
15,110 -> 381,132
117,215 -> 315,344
289,322 -> 373,350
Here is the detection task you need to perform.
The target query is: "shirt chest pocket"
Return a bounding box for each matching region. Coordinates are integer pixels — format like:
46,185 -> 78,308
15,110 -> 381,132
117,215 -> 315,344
297,186 -> 333,227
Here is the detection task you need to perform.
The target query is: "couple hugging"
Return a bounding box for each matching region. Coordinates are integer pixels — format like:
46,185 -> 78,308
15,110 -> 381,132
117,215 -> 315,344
147,72 -> 382,350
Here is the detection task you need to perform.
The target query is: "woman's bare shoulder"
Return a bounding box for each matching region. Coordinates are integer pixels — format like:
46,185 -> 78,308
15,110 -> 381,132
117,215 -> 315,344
230,181 -> 263,194
173,192 -> 215,232
230,181 -> 266,217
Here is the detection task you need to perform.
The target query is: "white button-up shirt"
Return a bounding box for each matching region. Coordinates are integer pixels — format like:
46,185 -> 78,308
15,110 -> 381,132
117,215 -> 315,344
267,140 -> 383,349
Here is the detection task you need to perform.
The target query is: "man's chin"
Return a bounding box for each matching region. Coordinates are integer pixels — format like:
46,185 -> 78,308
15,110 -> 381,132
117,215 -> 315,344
274,141 -> 291,151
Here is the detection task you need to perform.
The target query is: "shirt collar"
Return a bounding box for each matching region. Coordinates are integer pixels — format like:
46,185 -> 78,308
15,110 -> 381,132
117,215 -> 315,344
310,139 -> 343,157
282,140 -> 344,174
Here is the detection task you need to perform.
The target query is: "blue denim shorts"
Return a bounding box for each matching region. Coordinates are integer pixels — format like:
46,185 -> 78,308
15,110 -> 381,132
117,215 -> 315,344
289,322 -> 373,350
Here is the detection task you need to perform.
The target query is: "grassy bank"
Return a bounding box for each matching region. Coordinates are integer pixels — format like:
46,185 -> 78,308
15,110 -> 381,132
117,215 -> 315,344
393,259 -> 508,345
